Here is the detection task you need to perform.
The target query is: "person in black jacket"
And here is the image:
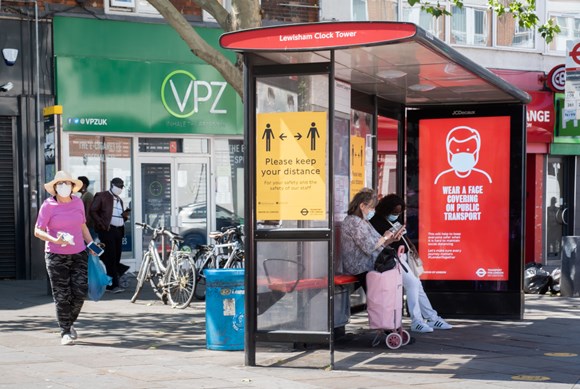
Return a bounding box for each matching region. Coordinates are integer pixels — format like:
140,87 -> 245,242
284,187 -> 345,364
370,194 -> 452,333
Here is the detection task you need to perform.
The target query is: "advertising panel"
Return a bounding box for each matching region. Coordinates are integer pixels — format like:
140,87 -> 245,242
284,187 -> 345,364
418,117 -> 510,281
256,112 -> 327,221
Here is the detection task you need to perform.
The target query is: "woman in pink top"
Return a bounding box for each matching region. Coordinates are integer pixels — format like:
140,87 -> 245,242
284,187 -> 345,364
34,171 -> 95,345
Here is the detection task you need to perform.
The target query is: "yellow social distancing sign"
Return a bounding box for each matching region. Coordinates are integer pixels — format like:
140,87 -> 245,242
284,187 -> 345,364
256,112 -> 327,220
350,135 -> 365,200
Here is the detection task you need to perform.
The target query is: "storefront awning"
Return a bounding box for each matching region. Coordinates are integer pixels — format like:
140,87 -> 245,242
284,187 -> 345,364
220,22 -> 530,107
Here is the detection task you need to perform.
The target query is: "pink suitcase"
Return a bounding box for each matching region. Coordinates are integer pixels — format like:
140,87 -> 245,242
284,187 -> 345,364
366,265 -> 410,349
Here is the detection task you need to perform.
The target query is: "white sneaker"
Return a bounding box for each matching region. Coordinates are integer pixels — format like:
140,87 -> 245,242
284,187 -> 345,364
426,317 -> 452,330
61,334 -> 75,345
410,322 -> 433,333
69,326 -> 78,340
106,286 -> 125,294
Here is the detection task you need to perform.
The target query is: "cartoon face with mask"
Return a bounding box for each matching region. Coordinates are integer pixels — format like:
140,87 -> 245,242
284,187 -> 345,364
433,125 -> 492,185
446,126 -> 480,176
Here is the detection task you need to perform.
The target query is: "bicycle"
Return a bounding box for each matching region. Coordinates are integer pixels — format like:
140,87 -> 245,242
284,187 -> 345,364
131,222 -> 197,309
193,225 -> 244,301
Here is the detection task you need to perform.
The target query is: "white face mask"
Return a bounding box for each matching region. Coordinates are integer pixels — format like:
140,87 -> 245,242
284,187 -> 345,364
56,182 -> 72,197
111,186 -> 123,196
450,152 -> 476,173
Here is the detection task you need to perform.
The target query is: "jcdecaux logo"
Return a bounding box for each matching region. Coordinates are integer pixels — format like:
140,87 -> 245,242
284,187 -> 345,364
161,70 -> 228,119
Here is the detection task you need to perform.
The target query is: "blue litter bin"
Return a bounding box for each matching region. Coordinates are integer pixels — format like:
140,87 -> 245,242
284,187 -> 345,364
204,269 -> 245,350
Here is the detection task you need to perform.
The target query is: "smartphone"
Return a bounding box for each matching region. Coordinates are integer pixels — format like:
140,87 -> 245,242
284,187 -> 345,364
87,241 -> 105,256
388,221 -> 403,234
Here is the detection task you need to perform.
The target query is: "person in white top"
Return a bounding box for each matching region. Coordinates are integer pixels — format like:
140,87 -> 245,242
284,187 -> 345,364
370,194 -> 452,333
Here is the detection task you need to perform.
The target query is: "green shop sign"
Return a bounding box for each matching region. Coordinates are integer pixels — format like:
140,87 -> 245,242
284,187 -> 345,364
54,17 -> 242,135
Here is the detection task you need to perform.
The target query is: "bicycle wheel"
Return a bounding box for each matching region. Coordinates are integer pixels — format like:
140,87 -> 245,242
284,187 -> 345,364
131,253 -> 151,303
148,258 -> 168,304
193,250 -> 214,301
165,253 -> 197,309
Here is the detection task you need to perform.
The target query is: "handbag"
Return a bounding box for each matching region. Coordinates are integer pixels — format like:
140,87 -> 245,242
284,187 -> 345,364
402,236 -> 424,277
87,253 -> 112,301
374,246 -> 398,273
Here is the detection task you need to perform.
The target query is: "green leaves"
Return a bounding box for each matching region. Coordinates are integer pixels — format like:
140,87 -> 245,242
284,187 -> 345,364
411,0 -> 560,44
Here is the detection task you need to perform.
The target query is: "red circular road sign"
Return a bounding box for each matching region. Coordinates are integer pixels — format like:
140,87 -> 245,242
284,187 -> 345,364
547,64 -> 565,93
571,42 -> 580,65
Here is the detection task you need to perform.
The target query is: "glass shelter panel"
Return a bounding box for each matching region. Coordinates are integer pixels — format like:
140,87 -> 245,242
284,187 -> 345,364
256,241 -> 329,332
256,75 -> 329,229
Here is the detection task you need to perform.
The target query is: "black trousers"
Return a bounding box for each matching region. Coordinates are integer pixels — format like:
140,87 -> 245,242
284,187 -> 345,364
98,226 -> 124,289
45,251 -> 88,335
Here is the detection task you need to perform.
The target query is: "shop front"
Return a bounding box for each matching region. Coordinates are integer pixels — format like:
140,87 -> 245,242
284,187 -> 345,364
53,16 -> 244,268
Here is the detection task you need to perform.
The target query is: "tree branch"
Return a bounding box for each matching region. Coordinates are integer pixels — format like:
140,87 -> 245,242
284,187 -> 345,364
146,0 -> 243,96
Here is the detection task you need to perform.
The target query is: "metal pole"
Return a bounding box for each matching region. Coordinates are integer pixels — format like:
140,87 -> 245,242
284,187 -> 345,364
34,0 -> 41,203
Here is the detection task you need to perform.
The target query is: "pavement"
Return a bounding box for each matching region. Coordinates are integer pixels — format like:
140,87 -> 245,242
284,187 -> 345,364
1,278 -> 579,389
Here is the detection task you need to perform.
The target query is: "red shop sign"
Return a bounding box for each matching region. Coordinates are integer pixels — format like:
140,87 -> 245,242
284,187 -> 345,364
526,91 -> 555,143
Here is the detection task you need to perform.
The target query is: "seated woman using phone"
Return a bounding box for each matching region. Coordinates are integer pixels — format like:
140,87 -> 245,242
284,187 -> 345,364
339,188 -> 406,292
370,193 -> 452,333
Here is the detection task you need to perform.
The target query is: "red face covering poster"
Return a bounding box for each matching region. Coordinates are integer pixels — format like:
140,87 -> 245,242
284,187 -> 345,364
418,117 -> 510,281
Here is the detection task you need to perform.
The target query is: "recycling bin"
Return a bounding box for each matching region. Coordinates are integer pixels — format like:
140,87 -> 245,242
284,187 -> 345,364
204,268 -> 245,350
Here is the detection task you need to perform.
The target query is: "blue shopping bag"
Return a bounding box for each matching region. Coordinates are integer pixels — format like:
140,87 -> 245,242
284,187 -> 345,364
87,254 -> 112,301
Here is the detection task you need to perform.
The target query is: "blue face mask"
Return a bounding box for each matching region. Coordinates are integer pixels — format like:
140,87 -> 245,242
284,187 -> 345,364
366,210 -> 375,220
388,214 -> 399,222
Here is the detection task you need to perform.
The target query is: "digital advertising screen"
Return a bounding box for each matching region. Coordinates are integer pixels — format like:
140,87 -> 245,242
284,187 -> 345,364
418,116 -> 510,281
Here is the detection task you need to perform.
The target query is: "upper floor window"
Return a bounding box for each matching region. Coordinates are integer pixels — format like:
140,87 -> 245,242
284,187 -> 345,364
366,0 -> 398,21
105,0 -> 160,17
548,14 -> 580,52
353,0 -> 368,21
203,0 -> 232,23
451,5 -> 491,47
402,2 -> 445,41
496,13 -> 535,49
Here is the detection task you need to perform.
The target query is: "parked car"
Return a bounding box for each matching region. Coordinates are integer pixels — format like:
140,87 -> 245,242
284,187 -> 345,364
177,203 -> 241,249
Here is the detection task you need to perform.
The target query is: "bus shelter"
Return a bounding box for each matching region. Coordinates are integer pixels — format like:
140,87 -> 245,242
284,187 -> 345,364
220,21 -> 529,368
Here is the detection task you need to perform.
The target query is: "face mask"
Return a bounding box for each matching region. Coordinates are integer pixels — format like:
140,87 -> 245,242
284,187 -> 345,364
56,183 -> 72,197
450,152 -> 476,173
111,186 -> 123,196
388,214 -> 399,222
365,209 -> 375,220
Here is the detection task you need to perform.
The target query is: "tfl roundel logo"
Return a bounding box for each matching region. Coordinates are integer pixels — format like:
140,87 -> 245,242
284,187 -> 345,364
547,64 -> 565,93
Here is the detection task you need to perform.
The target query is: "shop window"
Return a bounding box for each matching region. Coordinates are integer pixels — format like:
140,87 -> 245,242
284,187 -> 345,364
67,134 -> 133,257
214,139 -> 245,229
548,14 -> 580,52
451,5 -> 491,47
402,2 -> 445,41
